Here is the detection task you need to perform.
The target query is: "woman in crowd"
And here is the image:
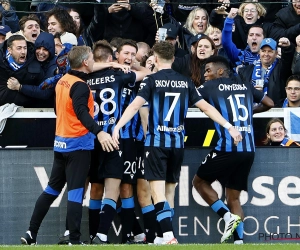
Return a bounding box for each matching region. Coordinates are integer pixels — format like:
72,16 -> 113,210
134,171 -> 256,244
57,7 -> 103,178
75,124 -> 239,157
67,7 -> 105,47
210,1 -> 267,49
179,7 -> 210,53
172,34 -> 215,87
263,118 -> 300,147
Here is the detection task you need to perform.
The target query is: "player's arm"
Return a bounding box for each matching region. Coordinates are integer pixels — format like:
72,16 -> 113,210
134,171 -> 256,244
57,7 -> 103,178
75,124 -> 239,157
195,99 -> 243,144
93,62 -> 131,73
139,105 -> 149,137
253,95 -> 274,114
112,96 -> 146,143
131,63 -> 152,81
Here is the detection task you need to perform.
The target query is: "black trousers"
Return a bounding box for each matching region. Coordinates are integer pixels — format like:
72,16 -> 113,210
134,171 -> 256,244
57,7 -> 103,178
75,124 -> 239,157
29,150 -> 91,242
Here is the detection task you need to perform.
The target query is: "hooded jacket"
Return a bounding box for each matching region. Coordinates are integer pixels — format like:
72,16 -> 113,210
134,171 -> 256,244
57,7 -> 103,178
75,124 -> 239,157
0,39 -> 45,107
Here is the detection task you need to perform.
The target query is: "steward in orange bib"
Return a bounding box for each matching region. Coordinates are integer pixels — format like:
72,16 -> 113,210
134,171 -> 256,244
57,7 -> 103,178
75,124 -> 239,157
21,46 -> 118,246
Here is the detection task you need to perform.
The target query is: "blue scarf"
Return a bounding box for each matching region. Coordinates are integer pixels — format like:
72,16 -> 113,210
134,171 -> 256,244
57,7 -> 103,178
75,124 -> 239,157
6,49 -> 25,71
251,58 -> 278,95
282,98 -> 288,107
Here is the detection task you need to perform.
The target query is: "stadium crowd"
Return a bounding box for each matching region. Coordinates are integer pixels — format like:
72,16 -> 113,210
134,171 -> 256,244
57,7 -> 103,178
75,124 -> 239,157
0,0 -> 299,246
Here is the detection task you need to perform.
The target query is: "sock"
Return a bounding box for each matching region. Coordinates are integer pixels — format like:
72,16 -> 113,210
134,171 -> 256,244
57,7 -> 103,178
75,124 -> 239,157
142,204 -> 156,243
97,198 -> 116,236
132,213 -> 143,236
210,200 -> 229,218
89,199 -> 102,238
155,201 -> 173,234
120,196 -> 135,243
29,189 -> 59,235
156,220 -> 163,237
233,221 -> 244,241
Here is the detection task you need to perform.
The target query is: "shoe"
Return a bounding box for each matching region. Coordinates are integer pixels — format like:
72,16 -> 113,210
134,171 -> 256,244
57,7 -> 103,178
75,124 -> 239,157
161,237 -> 178,244
221,214 -> 241,243
57,235 -> 69,245
68,241 -> 86,245
91,235 -> 110,244
134,233 -> 146,243
153,237 -> 164,245
20,231 -> 37,245
234,240 -> 244,244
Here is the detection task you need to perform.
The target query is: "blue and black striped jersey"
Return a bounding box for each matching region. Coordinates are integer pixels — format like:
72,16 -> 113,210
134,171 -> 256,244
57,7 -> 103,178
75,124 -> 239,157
86,69 -> 136,135
199,76 -> 265,152
137,69 -> 202,148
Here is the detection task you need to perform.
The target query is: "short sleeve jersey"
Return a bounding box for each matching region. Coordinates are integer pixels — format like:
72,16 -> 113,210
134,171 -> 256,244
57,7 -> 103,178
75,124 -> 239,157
87,69 -> 136,134
199,76 -> 265,152
138,68 -> 202,148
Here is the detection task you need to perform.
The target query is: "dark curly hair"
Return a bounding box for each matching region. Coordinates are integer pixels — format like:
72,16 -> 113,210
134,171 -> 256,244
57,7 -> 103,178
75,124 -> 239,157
46,8 -> 77,36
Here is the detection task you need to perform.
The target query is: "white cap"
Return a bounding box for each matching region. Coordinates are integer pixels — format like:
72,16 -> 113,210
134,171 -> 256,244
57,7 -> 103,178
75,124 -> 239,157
60,32 -> 78,46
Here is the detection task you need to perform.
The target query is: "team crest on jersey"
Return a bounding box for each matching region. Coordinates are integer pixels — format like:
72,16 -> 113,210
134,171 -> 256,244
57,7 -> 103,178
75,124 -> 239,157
108,117 -> 116,124
118,150 -> 123,157
146,151 -> 150,158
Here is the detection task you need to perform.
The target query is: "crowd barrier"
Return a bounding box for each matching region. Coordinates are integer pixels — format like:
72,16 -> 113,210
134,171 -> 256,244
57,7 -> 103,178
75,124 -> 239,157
1,108 -> 299,244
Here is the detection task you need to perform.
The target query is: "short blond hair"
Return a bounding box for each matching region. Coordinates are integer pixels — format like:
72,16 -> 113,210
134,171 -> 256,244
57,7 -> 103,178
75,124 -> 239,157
238,1 -> 266,17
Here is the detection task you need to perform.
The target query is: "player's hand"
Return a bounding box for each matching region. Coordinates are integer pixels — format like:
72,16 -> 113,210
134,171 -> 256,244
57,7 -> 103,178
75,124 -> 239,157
97,131 -> 119,152
112,127 -> 120,145
111,62 -> 131,73
228,126 -> 243,146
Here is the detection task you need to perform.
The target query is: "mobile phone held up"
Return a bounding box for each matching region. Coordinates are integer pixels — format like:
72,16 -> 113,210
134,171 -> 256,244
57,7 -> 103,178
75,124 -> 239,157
156,0 -> 165,14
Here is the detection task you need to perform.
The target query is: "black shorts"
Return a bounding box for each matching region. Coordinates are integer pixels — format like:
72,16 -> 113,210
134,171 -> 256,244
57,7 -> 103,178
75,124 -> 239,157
144,146 -> 184,183
121,138 -> 137,184
89,140 -> 123,183
135,140 -> 145,179
196,149 -> 255,191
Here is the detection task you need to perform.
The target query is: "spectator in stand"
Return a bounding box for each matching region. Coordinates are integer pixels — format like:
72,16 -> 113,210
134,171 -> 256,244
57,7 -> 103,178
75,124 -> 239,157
12,14 -> 41,44
222,7 -> 266,72
263,118 -> 300,146
0,24 -> 11,43
238,37 -> 294,107
282,75 -> 300,107
205,25 -> 232,67
67,6 -> 105,47
7,32 -> 56,107
274,0 -> 300,45
161,23 -> 188,58
211,2 -> 268,49
292,34 -> 300,74
46,8 -> 77,39
0,0 -> 19,32
100,0 -> 146,43
0,35 -> 45,107
172,34 -> 215,87
178,7 -> 210,53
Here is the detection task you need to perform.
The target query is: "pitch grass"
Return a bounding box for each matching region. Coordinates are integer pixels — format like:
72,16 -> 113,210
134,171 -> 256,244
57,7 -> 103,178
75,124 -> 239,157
1,244 -> 300,250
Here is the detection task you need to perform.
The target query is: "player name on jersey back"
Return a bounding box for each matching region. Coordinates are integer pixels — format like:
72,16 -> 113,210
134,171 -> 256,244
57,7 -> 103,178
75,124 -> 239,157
218,83 -> 247,91
155,80 -> 188,88
87,75 -> 116,85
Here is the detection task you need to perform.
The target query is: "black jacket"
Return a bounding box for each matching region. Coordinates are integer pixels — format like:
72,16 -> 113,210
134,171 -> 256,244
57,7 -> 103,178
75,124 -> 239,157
274,4 -> 300,44
238,45 -> 294,107
0,40 -> 45,107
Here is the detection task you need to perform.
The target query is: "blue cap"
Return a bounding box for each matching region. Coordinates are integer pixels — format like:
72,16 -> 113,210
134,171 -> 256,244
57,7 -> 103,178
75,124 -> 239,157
260,38 -> 277,50
0,25 -> 11,36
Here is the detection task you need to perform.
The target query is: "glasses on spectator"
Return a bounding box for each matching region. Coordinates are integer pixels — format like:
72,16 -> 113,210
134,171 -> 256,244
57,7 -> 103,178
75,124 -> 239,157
244,9 -> 257,13
285,87 -> 300,92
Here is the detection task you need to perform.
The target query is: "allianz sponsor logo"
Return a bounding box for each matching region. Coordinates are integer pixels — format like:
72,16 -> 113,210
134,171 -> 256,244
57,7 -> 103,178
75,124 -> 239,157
234,125 -> 251,133
155,80 -> 188,88
97,117 -> 116,126
54,140 -> 67,149
157,125 -> 184,132
218,83 -> 247,91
